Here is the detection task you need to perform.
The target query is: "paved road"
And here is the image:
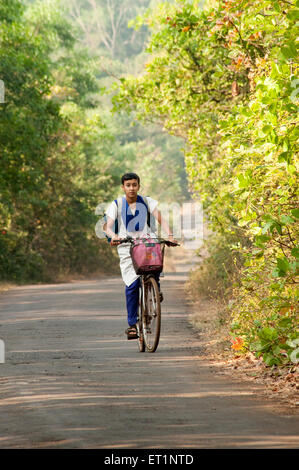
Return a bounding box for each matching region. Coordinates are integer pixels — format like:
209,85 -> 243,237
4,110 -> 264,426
0,252 -> 298,448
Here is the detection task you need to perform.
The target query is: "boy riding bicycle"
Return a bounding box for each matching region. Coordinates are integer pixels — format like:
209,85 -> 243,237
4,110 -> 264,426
104,172 -> 176,340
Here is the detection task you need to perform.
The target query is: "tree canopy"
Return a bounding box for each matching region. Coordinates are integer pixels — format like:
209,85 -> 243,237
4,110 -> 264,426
0,0 -> 119,280
0,0 -> 188,282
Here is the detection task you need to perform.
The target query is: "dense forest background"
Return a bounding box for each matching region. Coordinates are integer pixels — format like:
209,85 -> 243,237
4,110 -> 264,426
0,0 -> 189,283
0,0 -> 298,366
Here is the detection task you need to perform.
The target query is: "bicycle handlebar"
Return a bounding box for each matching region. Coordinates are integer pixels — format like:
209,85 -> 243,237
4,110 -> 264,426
117,237 -> 180,247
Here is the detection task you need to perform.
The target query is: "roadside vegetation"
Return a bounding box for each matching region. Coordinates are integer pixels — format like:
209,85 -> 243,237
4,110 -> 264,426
114,0 -> 299,368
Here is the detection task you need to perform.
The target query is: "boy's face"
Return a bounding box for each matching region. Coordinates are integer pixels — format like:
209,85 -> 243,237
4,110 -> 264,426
122,179 -> 140,200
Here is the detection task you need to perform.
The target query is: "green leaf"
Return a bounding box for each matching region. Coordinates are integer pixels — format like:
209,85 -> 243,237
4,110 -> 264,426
263,353 -> 280,366
270,282 -> 282,291
255,234 -> 271,245
277,257 -> 290,275
278,317 -> 292,328
291,247 -> 299,259
281,42 -> 298,59
290,261 -> 299,274
275,222 -> 283,235
273,2 -> 281,12
272,267 -> 280,278
258,327 -> 278,342
291,209 -> 299,219
278,152 -> 291,163
287,9 -> 299,22
280,214 -> 294,225
273,345 -> 281,355
262,124 -> 272,134
237,174 -> 251,189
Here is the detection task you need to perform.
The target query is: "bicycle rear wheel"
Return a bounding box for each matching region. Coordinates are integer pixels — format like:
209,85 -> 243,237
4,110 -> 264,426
142,276 -> 161,353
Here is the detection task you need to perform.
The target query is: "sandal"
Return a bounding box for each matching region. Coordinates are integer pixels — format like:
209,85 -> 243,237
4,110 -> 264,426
125,324 -> 138,340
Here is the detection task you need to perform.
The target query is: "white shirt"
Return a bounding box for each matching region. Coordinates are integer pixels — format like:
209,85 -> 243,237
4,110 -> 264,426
106,195 -> 158,286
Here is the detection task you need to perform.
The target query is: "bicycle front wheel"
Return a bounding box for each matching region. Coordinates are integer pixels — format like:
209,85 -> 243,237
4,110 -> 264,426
142,276 -> 161,353
137,286 -> 145,353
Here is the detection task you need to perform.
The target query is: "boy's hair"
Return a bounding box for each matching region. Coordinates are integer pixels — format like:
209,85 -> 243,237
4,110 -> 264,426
121,172 -> 140,185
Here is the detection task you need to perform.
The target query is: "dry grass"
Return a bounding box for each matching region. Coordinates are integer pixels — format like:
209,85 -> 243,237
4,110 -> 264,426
0,282 -> 16,295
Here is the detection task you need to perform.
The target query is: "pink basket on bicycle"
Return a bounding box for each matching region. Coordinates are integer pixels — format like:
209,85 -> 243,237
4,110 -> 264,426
130,238 -> 164,274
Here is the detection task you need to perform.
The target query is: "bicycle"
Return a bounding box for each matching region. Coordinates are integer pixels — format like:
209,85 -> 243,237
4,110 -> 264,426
118,237 -> 179,353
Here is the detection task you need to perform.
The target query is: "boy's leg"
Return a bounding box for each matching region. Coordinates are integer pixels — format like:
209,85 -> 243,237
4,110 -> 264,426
153,272 -> 163,301
153,272 -> 160,290
125,277 -> 140,327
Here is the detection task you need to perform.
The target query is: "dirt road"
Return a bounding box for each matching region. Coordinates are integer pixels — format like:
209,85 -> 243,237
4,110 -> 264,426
0,250 -> 298,449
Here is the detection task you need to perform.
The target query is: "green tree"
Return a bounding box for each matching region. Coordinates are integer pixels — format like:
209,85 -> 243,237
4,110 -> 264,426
0,0 -> 119,281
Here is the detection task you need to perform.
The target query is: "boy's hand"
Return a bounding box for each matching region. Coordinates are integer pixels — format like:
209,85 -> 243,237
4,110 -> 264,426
110,235 -> 121,246
168,235 -> 178,245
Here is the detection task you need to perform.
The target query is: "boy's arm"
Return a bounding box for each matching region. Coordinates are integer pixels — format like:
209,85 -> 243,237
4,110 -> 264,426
106,216 -> 120,246
152,207 -> 176,242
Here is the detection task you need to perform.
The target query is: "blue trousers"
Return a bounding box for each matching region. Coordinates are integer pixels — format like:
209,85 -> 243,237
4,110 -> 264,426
125,273 -> 160,326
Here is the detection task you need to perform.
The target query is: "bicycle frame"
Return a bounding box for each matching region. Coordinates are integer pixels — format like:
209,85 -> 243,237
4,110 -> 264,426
118,236 -> 179,353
